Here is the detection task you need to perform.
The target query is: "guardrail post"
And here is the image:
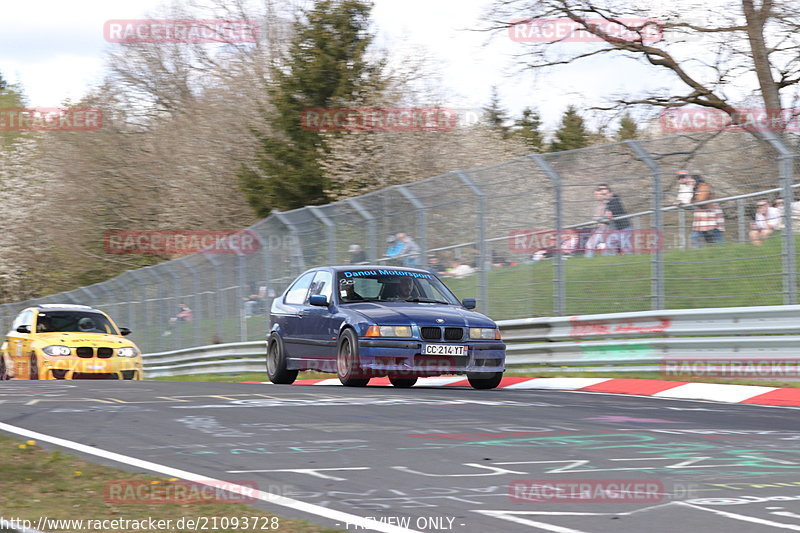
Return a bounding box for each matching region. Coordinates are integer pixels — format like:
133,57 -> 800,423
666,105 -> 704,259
454,171 -> 488,312
627,140 -> 665,310
762,132 -> 797,304
347,198 -> 377,262
396,185 -> 427,268
308,206 -> 336,265
530,154 -> 565,316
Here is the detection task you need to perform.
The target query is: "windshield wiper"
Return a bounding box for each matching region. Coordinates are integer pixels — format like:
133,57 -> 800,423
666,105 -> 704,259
405,297 -> 453,304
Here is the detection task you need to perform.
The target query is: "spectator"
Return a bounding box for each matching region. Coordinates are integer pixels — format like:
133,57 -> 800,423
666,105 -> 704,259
385,235 -> 404,265
585,184 -> 629,257
163,303 -> 192,336
675,173 -> 724,247
395,233 -> 421,267
791,194 -> 800,226
772,198 -> 786,230
426,255 -> 447,275
444,260 -> 475,278
749,200 -> 781,245
347,244 -> 367,264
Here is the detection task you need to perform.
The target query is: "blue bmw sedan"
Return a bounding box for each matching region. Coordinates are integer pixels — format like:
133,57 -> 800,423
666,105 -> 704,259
267,266 -> 506,389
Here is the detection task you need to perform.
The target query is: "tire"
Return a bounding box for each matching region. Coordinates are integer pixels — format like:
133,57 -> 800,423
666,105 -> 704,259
388,375 -> 417,388
0,355 -> 9,380
337,329 -> 369,387
467,371 -> 503,390
266,335 -> 298,384
29,354 -> 40,380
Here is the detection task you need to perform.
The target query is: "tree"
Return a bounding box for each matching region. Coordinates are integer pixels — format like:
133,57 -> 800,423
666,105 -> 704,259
482,86 -> 511,138
487,1 -> 800,140
239,0 -> 383,217
549,105 -> 589,151
512,107 -> 544,152
616,113 -> 639,141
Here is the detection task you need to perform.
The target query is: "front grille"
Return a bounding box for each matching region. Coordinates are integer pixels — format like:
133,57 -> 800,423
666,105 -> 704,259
76,347 -> 93,358
444,327 -> 464,341
97,347 -> 113,358
420,327 -> 441,340
72,372 -> 119,380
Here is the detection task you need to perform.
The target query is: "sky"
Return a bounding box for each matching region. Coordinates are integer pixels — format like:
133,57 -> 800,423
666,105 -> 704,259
0,0 -> 731,132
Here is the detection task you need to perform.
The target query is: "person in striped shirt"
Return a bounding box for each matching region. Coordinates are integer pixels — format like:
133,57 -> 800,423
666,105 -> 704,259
675,173 -> 724,247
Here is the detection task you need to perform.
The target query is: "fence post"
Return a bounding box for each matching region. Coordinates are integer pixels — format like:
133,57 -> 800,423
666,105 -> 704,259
203,254 -> 224,342
737,199 -> 746,244
272,211 -> 306,275
347,198 -> 377,262
678,209 -> 687,250
396,185 -> 428,267
627,140 -> 664,310
530,154 -> 565,316
761,132 -> 797,304
454,171 -> 488,312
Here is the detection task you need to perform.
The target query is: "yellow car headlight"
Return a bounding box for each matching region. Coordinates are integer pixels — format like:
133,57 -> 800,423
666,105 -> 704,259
42,345 -> 71,356
117,347 -> 140,358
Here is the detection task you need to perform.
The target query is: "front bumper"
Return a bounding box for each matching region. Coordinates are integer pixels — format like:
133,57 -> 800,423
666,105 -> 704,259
40,356 -> 143,380
357,339 -> 505,376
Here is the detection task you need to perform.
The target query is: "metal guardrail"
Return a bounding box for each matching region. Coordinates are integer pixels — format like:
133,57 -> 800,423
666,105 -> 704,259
143,305 -> 800,377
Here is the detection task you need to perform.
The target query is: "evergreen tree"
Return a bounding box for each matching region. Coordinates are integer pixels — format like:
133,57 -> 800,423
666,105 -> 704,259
512,107 -> 543,152
616,112 -> 639,141
238,0 -> 381,217
548,105 -> 589,152
482,86 -> 510,138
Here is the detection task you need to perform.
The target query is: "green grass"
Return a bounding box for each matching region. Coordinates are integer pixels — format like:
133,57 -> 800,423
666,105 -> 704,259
0,434 -> 341,533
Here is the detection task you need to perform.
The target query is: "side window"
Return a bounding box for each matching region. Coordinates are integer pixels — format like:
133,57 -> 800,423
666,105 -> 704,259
284,272 -> 316,305
310,271 -> 333,301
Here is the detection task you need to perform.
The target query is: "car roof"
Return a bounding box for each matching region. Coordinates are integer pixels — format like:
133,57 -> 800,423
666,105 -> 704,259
32,304 -> 101,313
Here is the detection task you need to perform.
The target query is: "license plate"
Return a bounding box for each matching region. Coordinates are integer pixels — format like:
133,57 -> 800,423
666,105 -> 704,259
423,344 -> 467,356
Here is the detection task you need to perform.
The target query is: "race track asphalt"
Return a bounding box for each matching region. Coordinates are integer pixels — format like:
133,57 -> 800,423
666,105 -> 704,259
2,380 -> 800,533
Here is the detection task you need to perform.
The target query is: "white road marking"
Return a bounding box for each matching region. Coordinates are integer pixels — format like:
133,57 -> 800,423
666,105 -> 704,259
0,421 -> 420,533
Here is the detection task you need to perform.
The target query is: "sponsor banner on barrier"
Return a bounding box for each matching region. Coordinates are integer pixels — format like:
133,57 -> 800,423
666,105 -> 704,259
0,107 -> 102,131
507,228 -> 662,254
103,230 -> 261,255
103,19 -> 259,43
663,358 -> 800,378
508,18 -> 662,43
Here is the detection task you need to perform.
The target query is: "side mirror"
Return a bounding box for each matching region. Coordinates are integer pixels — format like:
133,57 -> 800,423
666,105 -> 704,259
308,295 -> 329,307
462,298 -> 476,310
16,325 -> 31,334
119,327 -> 132,336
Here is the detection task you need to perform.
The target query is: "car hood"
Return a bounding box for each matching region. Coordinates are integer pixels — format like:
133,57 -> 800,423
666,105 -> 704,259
32,332 -> 134,347
345,302 -> 496,327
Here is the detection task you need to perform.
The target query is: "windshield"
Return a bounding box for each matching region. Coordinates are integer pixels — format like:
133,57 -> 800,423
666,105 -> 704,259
336,270 -> 460,305
35,311 -> 118,334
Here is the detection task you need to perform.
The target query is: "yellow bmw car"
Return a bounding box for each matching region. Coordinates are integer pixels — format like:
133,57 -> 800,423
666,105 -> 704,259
1,304 -> 143,380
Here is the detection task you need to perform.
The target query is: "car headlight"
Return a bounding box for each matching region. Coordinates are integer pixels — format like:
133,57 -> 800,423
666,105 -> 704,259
469,328 -> 501,340
365,325 -> 413,338
117,347 -> 140,358
42,345 -> 71,356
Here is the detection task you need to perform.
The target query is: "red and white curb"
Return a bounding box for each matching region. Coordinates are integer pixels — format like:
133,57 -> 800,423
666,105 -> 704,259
247,376 -> 800,407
